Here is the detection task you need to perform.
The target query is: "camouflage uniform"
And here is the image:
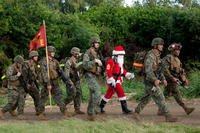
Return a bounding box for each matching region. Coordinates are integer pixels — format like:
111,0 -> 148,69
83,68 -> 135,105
162,45 -> 194,115
0,55 -> 24,118
39,46 -> 68,117
135,38 -> 177,122
20,58 -> 42,115
40,57 -> 66,113
64,48 -> 83,113
83,40 -> 102,117
135,49 -> 169,114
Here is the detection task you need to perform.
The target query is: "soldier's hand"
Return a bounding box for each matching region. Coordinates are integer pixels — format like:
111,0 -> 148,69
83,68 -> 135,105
95,59 -> 102,66
17,72 -> 22,77
47,85 -> 52,91
184,79 -> 189,86
26,84 -> 32,89
151,86 -> 157,92
69,81 -> 75,88
172,77 -> 179,83
154,80 -> 161,86
163,80 -> 168,87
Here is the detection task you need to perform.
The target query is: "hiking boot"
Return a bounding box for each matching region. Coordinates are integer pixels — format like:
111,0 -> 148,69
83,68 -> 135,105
165,114 -> 178,122
17,114 -> 25,120
75,109 -> 85,114
99,99 -> 107,114
0,110 -> 5,119
35,112 -> 40,116
87,114 -> 95,121
38,112 -> 46,120
120,100 -> 132,114
157,109 -> 165,116
9,110 -> 17,117
184,107 -> 195,115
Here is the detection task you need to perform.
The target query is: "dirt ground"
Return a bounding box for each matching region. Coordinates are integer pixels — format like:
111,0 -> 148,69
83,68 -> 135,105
0,95 -> 199,125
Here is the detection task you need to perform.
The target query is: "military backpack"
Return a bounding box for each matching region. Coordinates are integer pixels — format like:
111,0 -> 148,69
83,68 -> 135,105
133,51 -> 147,76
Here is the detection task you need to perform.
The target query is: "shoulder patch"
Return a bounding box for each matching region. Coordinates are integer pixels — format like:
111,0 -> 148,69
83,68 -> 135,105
106,64 -> 111,70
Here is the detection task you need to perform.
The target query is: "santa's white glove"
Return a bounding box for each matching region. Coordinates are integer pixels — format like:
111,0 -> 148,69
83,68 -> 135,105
107,77 -> 116,88
151,86 -> 157,92
125,72 -> 135,79
95,59 -> 102,66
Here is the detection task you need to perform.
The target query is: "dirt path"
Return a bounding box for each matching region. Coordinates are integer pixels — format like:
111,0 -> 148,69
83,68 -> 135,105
0,96 -> 199,125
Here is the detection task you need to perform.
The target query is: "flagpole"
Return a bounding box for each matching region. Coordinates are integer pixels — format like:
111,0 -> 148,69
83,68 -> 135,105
43,20 -> 52,110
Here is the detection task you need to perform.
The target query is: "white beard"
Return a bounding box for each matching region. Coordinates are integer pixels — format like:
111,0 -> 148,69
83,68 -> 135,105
117,55 -> 124,73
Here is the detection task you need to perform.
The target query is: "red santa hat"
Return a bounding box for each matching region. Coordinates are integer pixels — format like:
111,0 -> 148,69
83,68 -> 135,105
112,45 -> 125,55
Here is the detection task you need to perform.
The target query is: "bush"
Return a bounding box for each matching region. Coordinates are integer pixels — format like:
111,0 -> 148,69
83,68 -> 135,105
181,70 -> 200,98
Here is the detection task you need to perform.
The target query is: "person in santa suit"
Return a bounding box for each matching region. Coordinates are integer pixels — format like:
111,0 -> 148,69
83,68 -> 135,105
99,45 -> 134,114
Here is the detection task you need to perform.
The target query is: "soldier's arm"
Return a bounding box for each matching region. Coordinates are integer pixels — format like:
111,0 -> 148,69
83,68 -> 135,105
56,60 -> 69,84
40,59 -> 50,86
6,66 -> 18,81
21,63 -> 30,84
179,67 -> 187,82
82,52 -> 96,71
64,60 -> 73,85
162,57 -> 174,80
144,55 -> 157,83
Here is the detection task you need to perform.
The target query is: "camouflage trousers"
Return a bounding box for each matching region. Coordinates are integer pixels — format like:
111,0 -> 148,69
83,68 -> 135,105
135,80 -> 169,115
18,82 -> 42,115
85,73 -> 101,115
65,81 -> 82,110
40,79 -> 66,113
1,85 -> 24,114
164,82 -> 185,107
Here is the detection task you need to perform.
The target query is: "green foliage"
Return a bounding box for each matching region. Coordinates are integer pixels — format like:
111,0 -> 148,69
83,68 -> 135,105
181,70 -> 200,98
122,78 -> 144,101
0,51 -> 11,70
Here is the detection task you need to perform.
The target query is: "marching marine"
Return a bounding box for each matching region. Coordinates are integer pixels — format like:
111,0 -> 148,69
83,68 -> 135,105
82,37 -> 102,121
161,43 -> 194,115
39,46 -> 73,119
64,47 -> 84,114
18,51 -> 42,119
0,55 -> 24,119
134,37 -> 178,122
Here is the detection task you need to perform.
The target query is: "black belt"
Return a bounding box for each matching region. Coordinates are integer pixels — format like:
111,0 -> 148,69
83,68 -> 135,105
112,73 -> 125,77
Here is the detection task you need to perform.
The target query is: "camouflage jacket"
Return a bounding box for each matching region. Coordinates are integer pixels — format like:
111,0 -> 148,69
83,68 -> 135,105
162,54 -> 187,81
144,49 -> 165,83
22,59 -> 38,84
6,63 -> 22,86
40,57 -> 63,85
64,56 -> 80,84
83,47 -> 102,75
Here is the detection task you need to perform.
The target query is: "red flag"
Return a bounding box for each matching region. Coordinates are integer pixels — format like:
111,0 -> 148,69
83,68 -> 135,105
29,24 -> 47,51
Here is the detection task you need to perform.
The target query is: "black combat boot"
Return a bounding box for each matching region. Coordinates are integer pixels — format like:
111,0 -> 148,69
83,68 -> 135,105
99,99 -> 107,113
120,100 -> 132,114
183,105 -> 195,115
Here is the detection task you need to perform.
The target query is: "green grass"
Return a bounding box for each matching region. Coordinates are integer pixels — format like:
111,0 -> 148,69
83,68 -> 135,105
0,119 -> 199,133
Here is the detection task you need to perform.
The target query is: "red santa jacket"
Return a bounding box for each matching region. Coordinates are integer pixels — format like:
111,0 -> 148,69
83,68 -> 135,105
106,58 -> 127,84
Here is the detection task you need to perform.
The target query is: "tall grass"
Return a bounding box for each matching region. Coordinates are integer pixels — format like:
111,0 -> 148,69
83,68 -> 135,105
181,70 -> 200,98
0,119 -> 199,133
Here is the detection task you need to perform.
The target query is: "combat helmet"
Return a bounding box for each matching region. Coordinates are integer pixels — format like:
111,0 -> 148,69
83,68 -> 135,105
168,43 -> 182,51
14,55 -> 24,64
29,51 -> 39,58
71,47 -> 80,55
47,46 -> 56,52
151,37 -> 164,46
89,37 -> 101,46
